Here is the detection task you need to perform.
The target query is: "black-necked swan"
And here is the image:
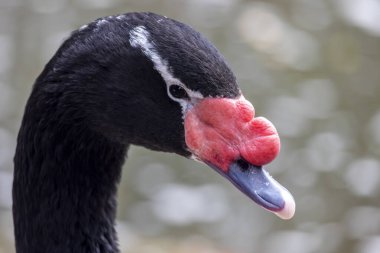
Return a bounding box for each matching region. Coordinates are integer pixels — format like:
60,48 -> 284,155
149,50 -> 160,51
13,12 -> 295,253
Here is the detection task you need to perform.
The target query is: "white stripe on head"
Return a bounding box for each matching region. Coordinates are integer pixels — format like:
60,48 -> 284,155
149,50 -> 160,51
129,26 -> 203,116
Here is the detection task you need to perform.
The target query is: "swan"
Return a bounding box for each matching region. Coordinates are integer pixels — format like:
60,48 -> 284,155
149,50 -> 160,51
13,12 -> 295,253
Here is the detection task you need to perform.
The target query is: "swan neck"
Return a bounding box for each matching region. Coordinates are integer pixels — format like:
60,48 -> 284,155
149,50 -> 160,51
13,118 -> 127,253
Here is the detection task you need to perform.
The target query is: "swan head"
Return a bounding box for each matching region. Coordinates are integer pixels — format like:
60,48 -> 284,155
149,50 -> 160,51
48,12 -> 295,219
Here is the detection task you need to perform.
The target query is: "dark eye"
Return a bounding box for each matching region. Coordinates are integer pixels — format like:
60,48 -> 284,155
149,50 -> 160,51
169,85 -> 189,100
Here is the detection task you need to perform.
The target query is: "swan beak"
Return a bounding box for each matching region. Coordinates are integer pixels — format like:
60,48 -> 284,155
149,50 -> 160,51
184,96 -> 295,219
206,160 -> 295,220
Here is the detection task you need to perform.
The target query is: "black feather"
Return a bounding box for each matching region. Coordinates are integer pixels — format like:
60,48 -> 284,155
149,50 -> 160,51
13,12 -> 239,253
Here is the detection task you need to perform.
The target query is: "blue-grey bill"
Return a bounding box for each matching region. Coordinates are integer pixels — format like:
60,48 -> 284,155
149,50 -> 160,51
207,160 -> 295,219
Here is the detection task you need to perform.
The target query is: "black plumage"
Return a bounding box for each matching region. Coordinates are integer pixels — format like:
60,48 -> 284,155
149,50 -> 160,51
13,12 -> 239,253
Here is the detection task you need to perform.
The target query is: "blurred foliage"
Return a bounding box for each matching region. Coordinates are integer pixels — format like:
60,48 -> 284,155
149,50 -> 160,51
0,0 -> 380,253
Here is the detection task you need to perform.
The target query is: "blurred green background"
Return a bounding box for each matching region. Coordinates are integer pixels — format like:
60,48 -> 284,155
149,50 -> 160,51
1,0 -> 380,252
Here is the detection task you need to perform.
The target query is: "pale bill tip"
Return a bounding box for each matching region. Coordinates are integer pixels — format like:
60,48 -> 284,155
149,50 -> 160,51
273,188 -> 296,220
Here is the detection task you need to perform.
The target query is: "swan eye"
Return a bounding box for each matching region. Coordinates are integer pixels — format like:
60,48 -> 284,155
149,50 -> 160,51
169,85 -> 189,100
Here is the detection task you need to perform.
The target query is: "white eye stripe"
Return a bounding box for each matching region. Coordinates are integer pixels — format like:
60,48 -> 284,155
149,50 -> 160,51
129,26 -> 203,115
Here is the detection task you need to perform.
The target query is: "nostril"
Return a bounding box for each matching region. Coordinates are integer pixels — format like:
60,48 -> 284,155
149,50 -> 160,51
236,158 -> 249,171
